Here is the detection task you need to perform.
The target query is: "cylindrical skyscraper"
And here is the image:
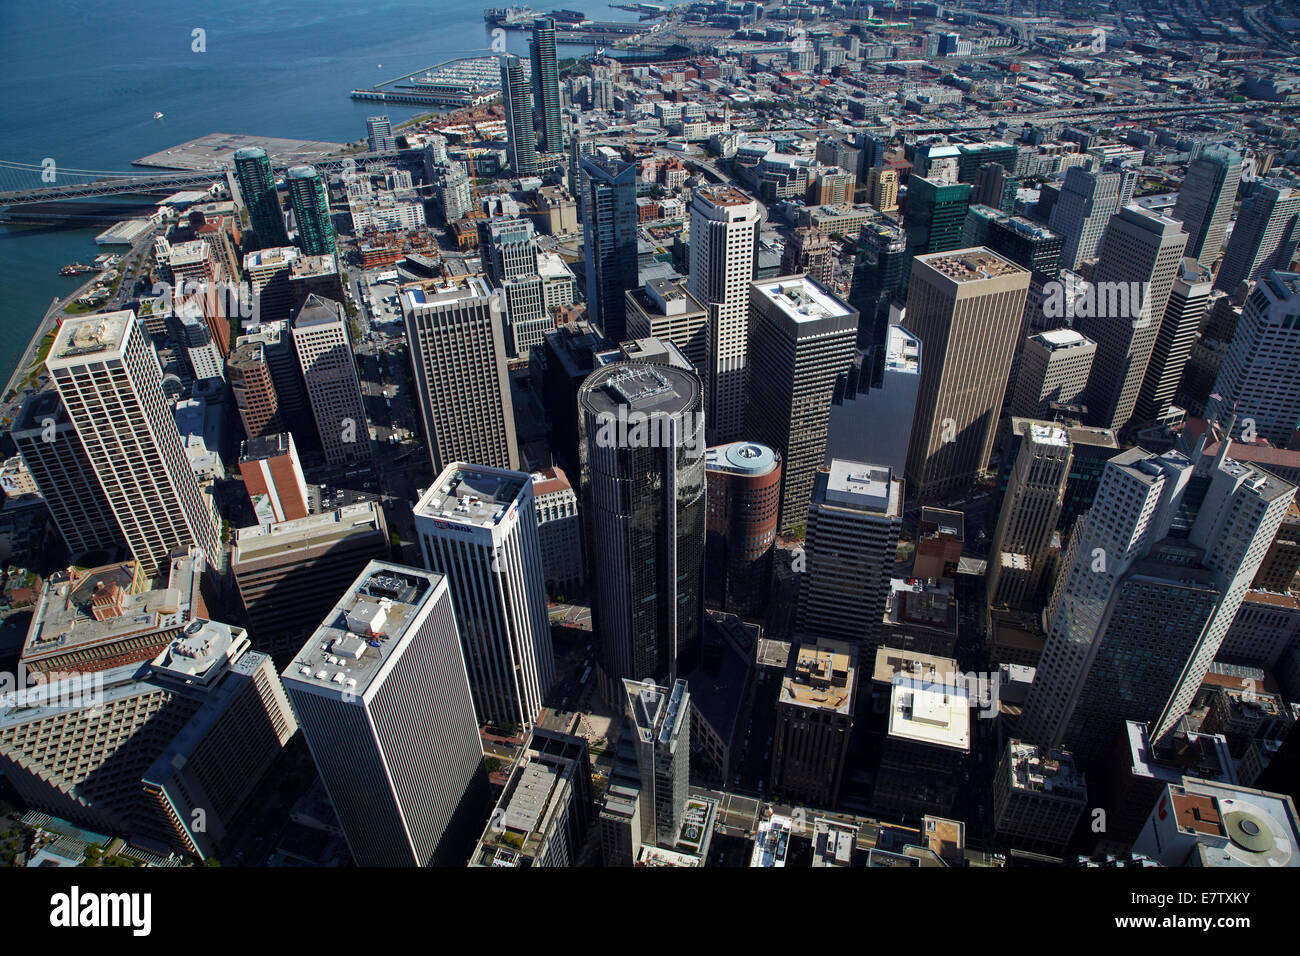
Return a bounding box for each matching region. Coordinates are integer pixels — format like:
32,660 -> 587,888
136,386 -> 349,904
579,362 -> 705,701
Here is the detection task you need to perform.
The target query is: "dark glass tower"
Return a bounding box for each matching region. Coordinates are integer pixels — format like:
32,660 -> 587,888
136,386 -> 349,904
286,165 -> 335,257
578,362 -> 705,702
500,55 -> 538,178
580,153 -> 639,342
234,146 -> 288,248
902,175 -> 971,291
849,220 -> 908,385
530,18 -> 562,155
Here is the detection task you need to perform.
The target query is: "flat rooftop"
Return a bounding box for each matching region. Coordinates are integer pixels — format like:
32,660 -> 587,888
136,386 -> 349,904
888,676 -> 971,751
151,619 -> 247,687
240,432 -> 294,463
47,311 -> 134,363
816,460 -> 901,515
579,361 -> 700,418
917,247 -> 1028,282
282,563 -> 443,698
416,464 -> 527,528
232,502 -> 385,563
244,246 -> 299,270
752,275 -> 854,323
1034,327 -> 1094,350
781,639 -> 855,714
402,276 -> 492,310
1006,740 -> 1087,801
884,324 -> 920,374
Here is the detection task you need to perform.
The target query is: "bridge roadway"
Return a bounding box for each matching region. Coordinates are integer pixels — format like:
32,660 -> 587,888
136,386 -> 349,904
0,149 -> 408,206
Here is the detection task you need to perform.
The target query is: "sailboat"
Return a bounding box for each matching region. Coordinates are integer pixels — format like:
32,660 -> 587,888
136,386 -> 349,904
153,111 -> 164,120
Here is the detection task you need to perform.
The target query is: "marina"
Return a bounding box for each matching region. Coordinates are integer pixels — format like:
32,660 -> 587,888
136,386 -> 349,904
351,56 -> 502,108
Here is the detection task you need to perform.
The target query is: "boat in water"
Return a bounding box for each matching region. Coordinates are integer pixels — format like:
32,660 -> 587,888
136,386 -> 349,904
59,263 -> 96,276
153,111 -> 164,120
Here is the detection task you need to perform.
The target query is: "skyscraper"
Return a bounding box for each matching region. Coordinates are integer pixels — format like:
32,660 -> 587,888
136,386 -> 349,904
1075,206 -> 1189,432
1172,145 -> 1242,264
1134,258 -> 1213,425
485,217 -> 549,357
902,249 -> 1030,500
1049,163 -> 1123,271
1214,181 -> 1300,292
500,55 -> 539,178
580,153 -> 638,341
530,18 -> 562,155
826,324 -> 921,477
771,638 -> 857,808
986,423 -> 1071,609
747,275 -> 859,532
286,165 -> 336,257
414,463 -> 555,732
291,295 -> 371,466
1020,445 -> 1295,766
704,441 -> 781,618
233,146 -> 287,247
366,114 -> 395,152
623,678 -> 690,848
401,277 -> 520,473
624,278 -> 708,374
865,166 -> 899,214
780,226 -> 834,286
1011,328 -> 1096,420
11,390 -> 122,559
232,502 -> 390,663
688,185 -> 761,443
282,562 -> 489,866
578,362 -> 705,699
903,175 -> 972,269
794,461 -> 903,649
1206,272 -> 1300,447
849,220 -> 908,381
45,311 -> 220,582
227,340 -> 284,441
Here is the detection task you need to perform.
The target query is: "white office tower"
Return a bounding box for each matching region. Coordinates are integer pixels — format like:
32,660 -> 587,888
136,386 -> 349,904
986,424 -> 1071,610
45,311 -> 220,582
825,324 -> 921,477
12,390 -> 122,558
1171,146 -> 1242,264
687,185 -> 760,443
626,679 -> 690,848
1020,443 -> 1295,766
1134,258 -> 1213,426
291,295 -> 372,466
414,463 -> 555,732
1049,163 -> 1123,271
748,275 -> 859,532
401,278 -> 520,473
486,218 -> 550,357
794,461 -> 903,650
282,562 -> 489,866
1074,206 -> 1189,432
1011,328 -> 1096,420
1206,272 -> 1300,447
